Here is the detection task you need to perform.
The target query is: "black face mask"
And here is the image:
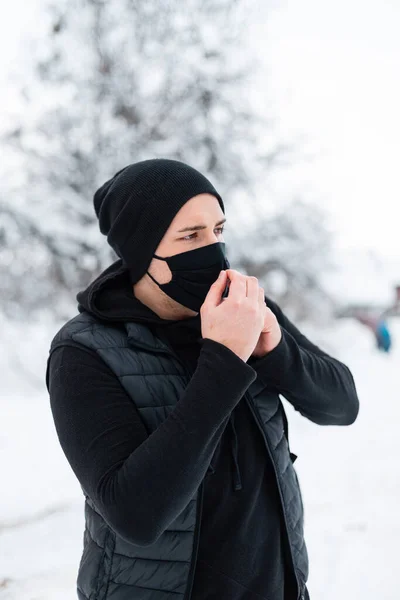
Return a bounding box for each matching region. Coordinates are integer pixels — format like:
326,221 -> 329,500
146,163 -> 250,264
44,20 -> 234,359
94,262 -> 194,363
146,242 -> 230,312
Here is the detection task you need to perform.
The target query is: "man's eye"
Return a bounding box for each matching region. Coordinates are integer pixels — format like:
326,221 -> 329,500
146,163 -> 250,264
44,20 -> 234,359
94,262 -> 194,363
182,227 -> 225,241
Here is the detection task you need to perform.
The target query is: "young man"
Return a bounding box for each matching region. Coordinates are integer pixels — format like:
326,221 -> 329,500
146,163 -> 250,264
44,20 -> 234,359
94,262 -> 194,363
46,158 -> 359,600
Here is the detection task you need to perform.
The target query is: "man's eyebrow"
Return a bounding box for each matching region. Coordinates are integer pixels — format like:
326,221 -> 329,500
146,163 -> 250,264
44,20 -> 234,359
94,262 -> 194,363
177,218 -> 226,233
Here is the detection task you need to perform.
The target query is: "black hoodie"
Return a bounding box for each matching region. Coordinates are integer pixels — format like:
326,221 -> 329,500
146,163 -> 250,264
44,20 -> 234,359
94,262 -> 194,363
49,260 -> 359,599
48,259 -> 297,599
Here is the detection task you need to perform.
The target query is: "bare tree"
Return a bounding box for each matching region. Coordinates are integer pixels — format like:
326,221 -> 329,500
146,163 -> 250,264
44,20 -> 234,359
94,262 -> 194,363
1,0 -> 333,321
1,0 -> 276,317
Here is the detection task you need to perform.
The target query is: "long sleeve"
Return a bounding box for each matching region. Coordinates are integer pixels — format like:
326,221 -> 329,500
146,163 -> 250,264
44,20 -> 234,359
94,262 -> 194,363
48,339 -> 256,546
248,296 -> 360,426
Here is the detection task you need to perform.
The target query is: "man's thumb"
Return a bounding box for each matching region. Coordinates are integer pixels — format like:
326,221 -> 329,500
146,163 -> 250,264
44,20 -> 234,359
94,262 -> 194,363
204,270 -> 227,307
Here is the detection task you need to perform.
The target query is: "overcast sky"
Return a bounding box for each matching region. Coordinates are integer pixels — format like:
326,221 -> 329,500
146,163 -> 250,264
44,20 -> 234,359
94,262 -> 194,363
254,0 -> 400,261
2,0 -> 399,302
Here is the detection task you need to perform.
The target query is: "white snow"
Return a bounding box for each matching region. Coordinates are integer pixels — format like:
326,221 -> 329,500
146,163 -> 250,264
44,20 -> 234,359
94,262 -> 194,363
284,318 -> 400,599
0,317 -> 398,598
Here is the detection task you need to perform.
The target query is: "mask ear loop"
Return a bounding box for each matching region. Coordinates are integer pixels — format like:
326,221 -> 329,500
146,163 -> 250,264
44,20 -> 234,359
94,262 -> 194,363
146,270 -> 160,286
146,254 -> 168,285
153,254 -> 168,261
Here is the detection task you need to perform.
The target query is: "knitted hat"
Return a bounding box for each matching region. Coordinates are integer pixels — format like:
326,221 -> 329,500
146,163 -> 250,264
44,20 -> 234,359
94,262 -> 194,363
93,158 -> 225,284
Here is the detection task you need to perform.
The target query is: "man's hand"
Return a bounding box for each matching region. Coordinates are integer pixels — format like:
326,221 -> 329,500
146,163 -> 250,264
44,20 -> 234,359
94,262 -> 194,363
225,269 -> 282,359
252,304 -> 282,358
201,269 -> 268,363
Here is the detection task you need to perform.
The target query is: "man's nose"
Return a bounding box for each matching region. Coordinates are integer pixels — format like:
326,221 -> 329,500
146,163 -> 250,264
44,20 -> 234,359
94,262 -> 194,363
205,232 -> 224,245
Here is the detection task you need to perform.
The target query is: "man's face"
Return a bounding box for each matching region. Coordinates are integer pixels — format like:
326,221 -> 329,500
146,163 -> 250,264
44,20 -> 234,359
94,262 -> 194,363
148,193 -> 226,286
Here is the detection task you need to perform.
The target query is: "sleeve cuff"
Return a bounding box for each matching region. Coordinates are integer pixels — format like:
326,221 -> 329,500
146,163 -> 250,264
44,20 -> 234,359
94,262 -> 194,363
200,338 -> 258,384
248,327 -> 293,386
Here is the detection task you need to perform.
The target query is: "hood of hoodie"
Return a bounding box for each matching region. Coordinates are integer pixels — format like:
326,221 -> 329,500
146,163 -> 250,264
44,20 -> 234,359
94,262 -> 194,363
76,260 -> 243,491
76,259 -> 203,344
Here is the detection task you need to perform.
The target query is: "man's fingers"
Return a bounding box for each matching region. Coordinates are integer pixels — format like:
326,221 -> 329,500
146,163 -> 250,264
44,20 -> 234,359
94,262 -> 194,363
203,270 -> 227,308
226,269 -> 246,302
246,276 -> 260,303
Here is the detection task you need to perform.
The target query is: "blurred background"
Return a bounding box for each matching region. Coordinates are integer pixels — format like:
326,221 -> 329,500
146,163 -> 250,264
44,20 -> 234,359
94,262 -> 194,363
1,0 -> 399,598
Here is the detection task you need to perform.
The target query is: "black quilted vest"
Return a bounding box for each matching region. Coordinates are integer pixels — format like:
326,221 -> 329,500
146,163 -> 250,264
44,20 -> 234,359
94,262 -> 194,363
47,311 -> 309,600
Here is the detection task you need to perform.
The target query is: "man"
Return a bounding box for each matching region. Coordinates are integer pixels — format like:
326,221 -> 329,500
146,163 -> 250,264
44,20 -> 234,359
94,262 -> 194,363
46,158 -> 359,600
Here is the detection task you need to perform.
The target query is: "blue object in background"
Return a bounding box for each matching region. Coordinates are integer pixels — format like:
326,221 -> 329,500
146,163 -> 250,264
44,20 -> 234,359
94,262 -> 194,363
375,319 -> 392,353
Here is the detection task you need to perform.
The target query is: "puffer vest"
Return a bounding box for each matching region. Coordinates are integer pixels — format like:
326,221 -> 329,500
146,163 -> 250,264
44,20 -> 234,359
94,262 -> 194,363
47,311 -> 308,600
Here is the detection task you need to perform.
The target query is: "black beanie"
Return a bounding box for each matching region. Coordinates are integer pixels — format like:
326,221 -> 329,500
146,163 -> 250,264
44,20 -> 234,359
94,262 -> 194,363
93,158 -> 225,284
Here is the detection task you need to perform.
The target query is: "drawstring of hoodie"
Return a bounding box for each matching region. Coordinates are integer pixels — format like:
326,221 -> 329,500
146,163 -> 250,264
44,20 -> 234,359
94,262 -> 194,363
206,410 -> 243,492
229,410 -> 243,491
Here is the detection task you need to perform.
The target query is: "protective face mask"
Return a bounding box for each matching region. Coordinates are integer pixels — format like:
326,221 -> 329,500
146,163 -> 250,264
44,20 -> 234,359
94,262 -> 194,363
146,241 -> 230,312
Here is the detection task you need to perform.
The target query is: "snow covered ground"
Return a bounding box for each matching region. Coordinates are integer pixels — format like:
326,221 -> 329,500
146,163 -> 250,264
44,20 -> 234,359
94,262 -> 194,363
286,318 -> 400,599
0,317 -> 398,599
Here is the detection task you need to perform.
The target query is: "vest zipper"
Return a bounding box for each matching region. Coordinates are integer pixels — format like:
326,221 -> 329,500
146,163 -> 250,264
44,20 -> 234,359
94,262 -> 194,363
244,391 -> 302,600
